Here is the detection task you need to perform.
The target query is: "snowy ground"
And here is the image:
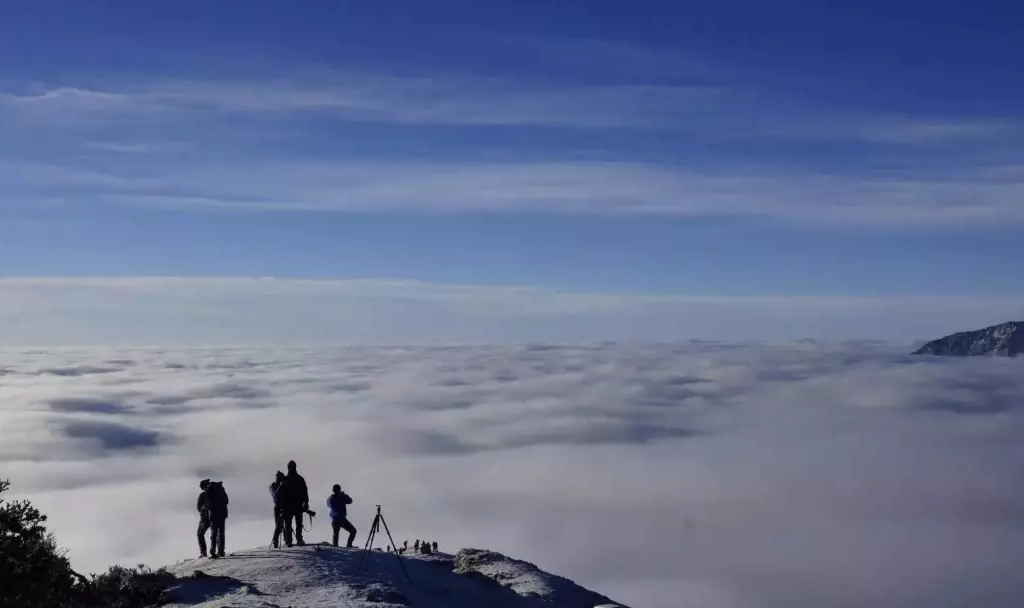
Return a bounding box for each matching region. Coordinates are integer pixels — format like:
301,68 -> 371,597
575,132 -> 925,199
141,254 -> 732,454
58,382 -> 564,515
162,545 -> 625,608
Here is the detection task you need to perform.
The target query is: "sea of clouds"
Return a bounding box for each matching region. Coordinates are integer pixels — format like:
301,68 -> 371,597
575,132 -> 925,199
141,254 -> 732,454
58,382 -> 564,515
2,342 -> 1024,608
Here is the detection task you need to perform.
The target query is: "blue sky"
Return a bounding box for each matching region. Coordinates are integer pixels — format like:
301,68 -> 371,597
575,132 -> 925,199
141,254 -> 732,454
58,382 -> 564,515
1,1 -> 1022,342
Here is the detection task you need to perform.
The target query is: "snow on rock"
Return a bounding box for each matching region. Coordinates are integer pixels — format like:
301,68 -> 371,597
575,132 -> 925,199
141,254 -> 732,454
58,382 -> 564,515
453,548 -> 620,608
912,321 -> 1024,357
160,545 -> 628,608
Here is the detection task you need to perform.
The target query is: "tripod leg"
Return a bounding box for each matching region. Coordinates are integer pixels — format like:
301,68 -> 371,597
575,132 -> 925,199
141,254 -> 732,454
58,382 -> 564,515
363,516 -> 377,550
377,515 -> 413,585
355,514 -> 379,572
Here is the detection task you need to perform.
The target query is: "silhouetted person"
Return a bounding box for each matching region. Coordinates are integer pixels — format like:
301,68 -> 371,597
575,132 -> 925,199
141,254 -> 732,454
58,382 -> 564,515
204,480 -> 229,558
433,541 -> 438,552
269,471 -> 286,548
279,460 -> 309,547
327,484 -> 356,548
197,479 -> 211,558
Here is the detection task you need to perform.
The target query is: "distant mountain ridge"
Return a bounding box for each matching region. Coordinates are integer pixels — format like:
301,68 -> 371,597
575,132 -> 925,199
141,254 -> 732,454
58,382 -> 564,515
913,321 -> 1024,357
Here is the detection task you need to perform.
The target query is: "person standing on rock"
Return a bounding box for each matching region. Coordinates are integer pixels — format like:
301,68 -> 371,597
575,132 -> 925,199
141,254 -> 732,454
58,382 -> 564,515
196,479 -> 211,558
269,471 -> 286,548
204,480 -> 229,558
279,460 -> 309,547
326,484 -> 356,548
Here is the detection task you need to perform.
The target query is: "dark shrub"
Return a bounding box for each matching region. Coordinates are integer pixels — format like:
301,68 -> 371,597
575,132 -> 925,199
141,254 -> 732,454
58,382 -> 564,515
0,478 -> 176,607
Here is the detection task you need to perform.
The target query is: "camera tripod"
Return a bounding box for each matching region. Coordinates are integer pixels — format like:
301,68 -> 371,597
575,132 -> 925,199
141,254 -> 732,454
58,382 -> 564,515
354,505 -> 412,585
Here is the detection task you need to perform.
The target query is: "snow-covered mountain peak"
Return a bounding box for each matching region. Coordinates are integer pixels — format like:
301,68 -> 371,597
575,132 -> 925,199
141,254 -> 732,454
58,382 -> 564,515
161,545 -> 626,608
913,321 -> 1024,357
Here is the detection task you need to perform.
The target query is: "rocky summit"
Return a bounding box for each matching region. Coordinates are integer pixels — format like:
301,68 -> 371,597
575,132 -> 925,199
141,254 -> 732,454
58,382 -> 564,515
913,321 -> 1024,357
160,545 -> 627,608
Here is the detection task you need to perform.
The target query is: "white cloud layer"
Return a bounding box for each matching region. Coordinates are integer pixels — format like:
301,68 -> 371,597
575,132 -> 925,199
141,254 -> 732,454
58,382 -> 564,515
1,277 -> 1023,345
2,343 -> 1024,608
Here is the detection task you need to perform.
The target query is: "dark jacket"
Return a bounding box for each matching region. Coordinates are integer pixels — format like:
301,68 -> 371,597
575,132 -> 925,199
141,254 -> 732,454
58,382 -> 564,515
327,491 -> 353,520
279,471 -> 308,510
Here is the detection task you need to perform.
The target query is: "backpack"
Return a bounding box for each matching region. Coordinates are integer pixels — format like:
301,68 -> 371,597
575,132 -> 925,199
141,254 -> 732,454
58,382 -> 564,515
276,477 -> 294,506
204,481 -> 229,517
270,481 -> 288,507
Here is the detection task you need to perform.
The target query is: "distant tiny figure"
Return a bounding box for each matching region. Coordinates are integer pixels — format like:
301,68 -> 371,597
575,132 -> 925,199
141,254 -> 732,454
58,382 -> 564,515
403,540 -> 408,550
196,479 -> 211,558
414,539 -> 420,552
269,471 -> 286,548
327,484 -> 356,548
203,480 -> 229,558
278,460 -> 309,547
433,541 -> 438,552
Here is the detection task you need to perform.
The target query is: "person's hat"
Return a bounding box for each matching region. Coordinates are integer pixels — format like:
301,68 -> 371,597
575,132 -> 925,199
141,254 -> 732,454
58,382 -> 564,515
199,478 -> 210,489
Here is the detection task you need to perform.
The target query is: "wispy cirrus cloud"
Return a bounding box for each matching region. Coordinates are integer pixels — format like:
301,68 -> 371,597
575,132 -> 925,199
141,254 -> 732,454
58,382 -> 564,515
83,141 -> 190,154
3,157 -> 1023,227
0,276 -> 1021,346
3,73 -> 1022,145
1,77 -> 721,129
2,86 -> 133,111
2,56 -> 1022,227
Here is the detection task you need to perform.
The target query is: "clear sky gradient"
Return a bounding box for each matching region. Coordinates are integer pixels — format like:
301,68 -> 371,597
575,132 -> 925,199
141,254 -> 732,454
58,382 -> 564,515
1,1 -> 1022,342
